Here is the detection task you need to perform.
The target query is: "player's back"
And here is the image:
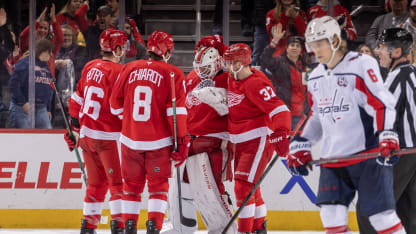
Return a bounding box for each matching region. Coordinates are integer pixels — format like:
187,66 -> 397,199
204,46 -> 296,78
114,59 -> 185,150
70,59 -> 122,140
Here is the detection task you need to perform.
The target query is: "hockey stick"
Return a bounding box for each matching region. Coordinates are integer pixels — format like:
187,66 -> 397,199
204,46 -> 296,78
170,72 -> 197,228
222,115 -> 308,233
307,148 -> 416,166
50,81 -> 87,186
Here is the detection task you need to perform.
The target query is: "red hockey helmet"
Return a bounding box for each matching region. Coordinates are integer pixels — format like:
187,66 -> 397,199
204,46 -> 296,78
147,30 -> 174,56
194,35 -> 226,56
99,28 -> 128,53
223,43 -> 251,66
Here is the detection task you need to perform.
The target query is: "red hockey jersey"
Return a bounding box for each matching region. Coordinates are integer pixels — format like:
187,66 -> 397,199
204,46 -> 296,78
227,69 -> 291,143
68,59 -> 122,140
110,60 -> 187,150
186,70 -> 228,140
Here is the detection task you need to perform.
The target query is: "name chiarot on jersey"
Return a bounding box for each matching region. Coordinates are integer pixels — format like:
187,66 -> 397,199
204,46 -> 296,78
128,68 -> 164,87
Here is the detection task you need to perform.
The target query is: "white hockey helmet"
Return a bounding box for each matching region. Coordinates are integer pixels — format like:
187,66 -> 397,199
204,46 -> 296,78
305,16 -> 341,53
193,47 -> 223,79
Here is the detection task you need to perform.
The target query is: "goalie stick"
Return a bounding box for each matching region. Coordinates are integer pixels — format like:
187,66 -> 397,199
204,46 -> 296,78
222,115 -> 308,233
50,80 -> 88,186
170,72 -> 197,228
307,148 -> 416,166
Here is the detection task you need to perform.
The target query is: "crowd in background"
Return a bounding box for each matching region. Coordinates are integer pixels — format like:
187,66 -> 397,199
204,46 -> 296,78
0,0 -> 415,129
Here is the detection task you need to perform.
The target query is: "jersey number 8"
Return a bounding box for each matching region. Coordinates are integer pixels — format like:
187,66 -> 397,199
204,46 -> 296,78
133,85 -> 152,121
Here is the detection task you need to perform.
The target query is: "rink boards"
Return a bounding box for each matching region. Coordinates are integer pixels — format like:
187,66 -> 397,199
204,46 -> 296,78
0,131 -> 359,230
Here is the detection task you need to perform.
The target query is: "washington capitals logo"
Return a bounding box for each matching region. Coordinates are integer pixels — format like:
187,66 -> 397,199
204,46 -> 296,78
337,77 -> 348,87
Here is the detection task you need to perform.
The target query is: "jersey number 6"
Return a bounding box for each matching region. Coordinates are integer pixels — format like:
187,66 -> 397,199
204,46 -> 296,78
367,69 -> 378,82
81,86 -> 104,120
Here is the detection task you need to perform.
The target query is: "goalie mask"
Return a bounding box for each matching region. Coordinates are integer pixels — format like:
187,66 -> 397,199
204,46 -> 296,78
193,47 -> 223,79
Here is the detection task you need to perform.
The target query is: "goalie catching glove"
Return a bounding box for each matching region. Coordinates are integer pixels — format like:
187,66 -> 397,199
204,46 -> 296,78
64,117 -> 80,151
377,130 -> 400,166
287,136 -> 312,176
171,136 -> 191,167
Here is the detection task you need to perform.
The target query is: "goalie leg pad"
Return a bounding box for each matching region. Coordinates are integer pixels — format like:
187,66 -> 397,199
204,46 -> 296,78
369,209 -> 405,233
187,152 -> 237,233
164,171 -> 198,234
320,204 -> 351,234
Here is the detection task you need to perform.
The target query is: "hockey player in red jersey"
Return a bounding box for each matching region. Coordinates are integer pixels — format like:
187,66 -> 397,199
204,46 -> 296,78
165,35 -> 237,233
64,28 -> 127,234
223,43 -> 291,233
287,16 -> 405,233
109,30 -> 188,234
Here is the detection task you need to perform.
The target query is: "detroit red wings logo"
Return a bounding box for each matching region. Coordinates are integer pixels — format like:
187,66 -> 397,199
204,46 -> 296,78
186,92 -> 201,108
227,91 -> 245,107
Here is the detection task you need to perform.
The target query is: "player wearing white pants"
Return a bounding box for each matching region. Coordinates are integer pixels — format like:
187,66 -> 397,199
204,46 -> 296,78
287,16 -> 405,234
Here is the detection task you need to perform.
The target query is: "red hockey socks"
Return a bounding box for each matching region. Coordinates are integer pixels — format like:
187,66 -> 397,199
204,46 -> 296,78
234,179 -> 256,232
147,176 -> 169,230
83,184 -> 108,229
253,188 -> 267,231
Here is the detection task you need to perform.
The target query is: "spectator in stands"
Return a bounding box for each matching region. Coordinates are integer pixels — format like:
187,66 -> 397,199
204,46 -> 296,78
82,5 -> 112,61
358,43 -> 376,57
56,0 -> 90,47
366,0 -> 409,49
0,8 -> 13,113
266,0 -> 307,57
56,24 -> 88,86
54,24 -> 88,128
404,0 -> 416,43
307,0 -> 357,41
9,39 -> 54,129
114,17 -> 146,62
19,4 -> 64,78
260,35 -> 309,129
106,0 -> 119,24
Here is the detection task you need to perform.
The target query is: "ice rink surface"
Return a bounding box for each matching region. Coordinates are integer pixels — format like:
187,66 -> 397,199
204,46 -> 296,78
0,230 -> 359,234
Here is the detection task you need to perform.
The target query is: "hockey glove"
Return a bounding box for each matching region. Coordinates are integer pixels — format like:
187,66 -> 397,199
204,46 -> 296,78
287,136 -> 312,176
171,136 -> 191,167
64,117 -> 80,152
269,131 -> 289,157
377,130 -> 400,166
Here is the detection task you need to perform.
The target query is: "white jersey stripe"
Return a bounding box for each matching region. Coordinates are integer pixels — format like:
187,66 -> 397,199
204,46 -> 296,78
248,136 -> 266,183
166,107 -> 187,116
269,105 -> 290,119
120,134 -> 172,150
71,92 -> 84,106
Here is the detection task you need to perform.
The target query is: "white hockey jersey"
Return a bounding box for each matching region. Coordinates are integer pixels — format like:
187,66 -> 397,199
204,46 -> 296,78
302,52 -> 396,162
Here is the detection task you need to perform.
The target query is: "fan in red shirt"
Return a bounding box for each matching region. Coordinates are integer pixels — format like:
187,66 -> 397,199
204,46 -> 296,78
110,30 -> 188,234
307,0 -> 357,41
64,28 -> 127,234
265,0 -> 307,57
224,43 -> 291,233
